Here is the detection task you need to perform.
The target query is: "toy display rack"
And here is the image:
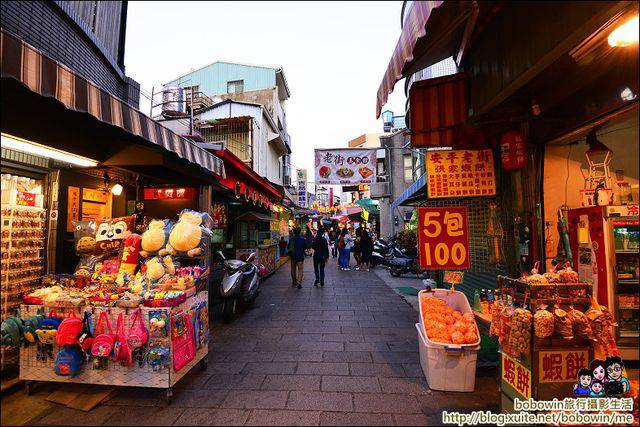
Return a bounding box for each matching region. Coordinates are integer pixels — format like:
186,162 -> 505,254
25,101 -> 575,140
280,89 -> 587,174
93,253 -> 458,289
19,291 -> 208,403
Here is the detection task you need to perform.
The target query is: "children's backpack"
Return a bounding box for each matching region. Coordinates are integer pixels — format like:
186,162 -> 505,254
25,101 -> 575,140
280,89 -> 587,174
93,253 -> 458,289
54,346 -> 84,376
23,310 -> 44,344
127,308 -> 148,350
90,312 -> 115,358
1,314 -> 24,348
35,309 -> 63,345
77,311 -> 94,353
56,310 -> 84,345
113,313 -> 132,367
171,312 -> 195,372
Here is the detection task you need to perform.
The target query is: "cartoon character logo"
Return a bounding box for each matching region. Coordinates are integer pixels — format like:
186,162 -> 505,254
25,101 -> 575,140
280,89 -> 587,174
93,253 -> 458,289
590,380 -> 605,397
573,356 -> 630,397
604,356 -> 629,396
573,368 -> 592,396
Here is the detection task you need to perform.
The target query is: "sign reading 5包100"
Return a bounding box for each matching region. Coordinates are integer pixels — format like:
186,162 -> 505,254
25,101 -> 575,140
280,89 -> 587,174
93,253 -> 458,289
418,207 -> 470,270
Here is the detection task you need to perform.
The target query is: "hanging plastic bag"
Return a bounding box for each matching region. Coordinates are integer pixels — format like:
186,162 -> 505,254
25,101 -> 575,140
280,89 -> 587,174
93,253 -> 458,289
553,305 -> 573,340
534,304 -> 554,338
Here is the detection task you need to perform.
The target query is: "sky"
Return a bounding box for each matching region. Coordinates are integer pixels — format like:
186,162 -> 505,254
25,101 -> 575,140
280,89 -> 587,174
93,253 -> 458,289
124,1 -> 407,182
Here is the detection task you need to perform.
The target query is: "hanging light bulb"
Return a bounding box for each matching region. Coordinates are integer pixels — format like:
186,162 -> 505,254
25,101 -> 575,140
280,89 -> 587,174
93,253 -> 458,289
608,16 -> 639,47
111,183 -> 123,196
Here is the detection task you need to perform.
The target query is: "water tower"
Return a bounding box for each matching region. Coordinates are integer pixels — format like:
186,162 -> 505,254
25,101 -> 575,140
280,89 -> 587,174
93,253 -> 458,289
381,110 -> 394,132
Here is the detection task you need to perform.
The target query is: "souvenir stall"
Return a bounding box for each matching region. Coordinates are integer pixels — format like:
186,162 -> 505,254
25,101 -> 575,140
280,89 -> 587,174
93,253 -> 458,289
4,208 -> 213,402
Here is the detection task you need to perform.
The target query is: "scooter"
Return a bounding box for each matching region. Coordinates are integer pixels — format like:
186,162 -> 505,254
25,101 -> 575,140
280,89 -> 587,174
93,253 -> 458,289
217,251 -> 260,323
388,250 -> 429,278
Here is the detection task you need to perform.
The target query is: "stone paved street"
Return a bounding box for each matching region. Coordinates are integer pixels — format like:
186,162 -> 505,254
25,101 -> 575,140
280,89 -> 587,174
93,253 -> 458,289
3,258 -> 499,426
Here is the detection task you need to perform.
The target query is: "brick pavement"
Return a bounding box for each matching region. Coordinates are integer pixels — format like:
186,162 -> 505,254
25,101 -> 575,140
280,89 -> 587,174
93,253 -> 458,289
2,257 -> 499,426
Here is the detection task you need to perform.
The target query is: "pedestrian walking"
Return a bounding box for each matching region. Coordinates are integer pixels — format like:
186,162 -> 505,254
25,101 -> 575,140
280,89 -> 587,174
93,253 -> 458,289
312,226 -> 329,287
353,226 -> 362,270
338,228 -> 354,270
304,225 -> 313,257
288,227 -> 306,289
360,229 -> 373,271
328,227 -> 338,258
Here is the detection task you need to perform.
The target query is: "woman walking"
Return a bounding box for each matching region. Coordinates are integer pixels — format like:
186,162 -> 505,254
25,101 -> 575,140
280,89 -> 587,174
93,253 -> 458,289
338,228 -> 354,270
312,226 -> 330,286
360,229 -> 374,271
353,227 -> 362,270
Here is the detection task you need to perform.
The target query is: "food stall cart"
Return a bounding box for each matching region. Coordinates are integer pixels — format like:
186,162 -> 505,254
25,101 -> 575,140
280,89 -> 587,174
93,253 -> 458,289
235,211 -> 280,275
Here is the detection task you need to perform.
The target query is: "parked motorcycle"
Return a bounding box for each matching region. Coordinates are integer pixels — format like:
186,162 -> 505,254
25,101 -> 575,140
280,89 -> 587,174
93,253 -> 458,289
217,251 -> 260,323
387,250 -> 429,278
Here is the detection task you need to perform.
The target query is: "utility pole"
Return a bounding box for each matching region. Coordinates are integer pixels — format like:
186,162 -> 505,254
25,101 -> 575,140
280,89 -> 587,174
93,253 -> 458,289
149,86 -> 154,118
189,86 -> 194,136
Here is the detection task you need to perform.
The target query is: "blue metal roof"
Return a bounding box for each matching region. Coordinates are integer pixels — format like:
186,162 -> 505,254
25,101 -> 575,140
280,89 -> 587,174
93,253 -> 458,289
391,172 -> 426,210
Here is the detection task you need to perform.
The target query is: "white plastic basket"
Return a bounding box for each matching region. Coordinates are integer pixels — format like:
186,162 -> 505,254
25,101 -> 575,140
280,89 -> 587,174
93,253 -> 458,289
417,289 -> 480,347
416,323 -> 479,392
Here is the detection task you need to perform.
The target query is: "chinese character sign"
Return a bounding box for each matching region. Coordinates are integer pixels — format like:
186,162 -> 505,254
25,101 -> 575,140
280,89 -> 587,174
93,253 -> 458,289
426,149 -> 496,198
417,207 -> 470,270
539,349 -> 589,383
296,169 -> 307,208
502,353 -> 531,399
315,149 -> 377,185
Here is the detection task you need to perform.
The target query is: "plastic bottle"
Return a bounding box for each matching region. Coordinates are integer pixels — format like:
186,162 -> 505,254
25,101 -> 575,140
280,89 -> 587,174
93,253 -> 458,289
480,289 -> 489,314
473,289 -> 482,312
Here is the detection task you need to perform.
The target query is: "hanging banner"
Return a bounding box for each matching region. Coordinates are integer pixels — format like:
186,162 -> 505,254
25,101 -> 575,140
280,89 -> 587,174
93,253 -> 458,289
67,186 -> 80,232
211,203 -> 228,229
417,206 -> 470,270
502,353 -> 532,399
315,149 -> 377,185
426,149 -> 496,198
538,349 -> 589,383
296,169 -> 307,208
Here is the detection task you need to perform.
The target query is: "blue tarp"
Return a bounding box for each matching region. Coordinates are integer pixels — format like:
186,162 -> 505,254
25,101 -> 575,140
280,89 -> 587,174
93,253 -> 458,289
391,173 -> 426,210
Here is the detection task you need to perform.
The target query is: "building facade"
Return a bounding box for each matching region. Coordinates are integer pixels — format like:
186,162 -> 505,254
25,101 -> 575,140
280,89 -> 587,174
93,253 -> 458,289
160,61 -> 292,187
1,0 -> 140,107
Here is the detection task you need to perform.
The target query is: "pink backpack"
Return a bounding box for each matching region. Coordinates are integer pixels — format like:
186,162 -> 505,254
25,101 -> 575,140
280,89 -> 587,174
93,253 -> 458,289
91,312 -> 115,358
113,313 -> 132,367
172,312 -> 195,372
56,310 -> 83,345
127,309 -> 148,350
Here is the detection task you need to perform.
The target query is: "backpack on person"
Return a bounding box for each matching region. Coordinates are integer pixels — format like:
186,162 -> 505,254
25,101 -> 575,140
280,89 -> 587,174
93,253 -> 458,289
338,236 -> 345,250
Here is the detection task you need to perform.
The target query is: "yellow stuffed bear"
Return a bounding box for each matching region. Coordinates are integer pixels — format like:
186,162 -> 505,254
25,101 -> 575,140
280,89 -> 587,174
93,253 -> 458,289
164,210 -> 211,258
140,219 -> 171,258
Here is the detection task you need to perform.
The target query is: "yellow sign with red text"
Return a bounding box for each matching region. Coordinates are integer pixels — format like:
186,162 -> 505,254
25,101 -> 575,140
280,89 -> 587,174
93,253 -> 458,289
418,207 -> 470,270
426,149 -> 496,198
538,349 -> 589,383
502,353 -> 531,399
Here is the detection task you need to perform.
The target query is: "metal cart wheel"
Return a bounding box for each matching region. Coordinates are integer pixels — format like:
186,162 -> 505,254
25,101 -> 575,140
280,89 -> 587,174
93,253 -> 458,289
164,387 -> 173,404
25,381 -> 34,396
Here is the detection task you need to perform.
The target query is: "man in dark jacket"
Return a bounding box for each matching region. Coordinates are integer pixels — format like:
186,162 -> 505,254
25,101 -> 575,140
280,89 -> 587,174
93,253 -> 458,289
312,226 -> 330,287
288,227 -> 306,289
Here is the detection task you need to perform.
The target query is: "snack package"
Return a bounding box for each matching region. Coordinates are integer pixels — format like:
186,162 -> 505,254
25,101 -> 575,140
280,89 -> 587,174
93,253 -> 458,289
118,233 -> 142,274
164,210 -> 213,258
499,304 -> 514,346
585,297 -> 619,359
553,306 -> 573,339
567,307 -> 594,340
490,300 -> 505,337
558,266 -> 579,283
533,305 -> 554,338
74,254 -> 105,277
509,308 -> 532,357
139,219 -> 172,258
73,220 -> 96,255
95,216 -> 134,255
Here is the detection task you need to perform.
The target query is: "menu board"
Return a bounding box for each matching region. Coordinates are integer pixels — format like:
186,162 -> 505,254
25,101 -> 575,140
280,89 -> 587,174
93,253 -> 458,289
426,149 -> 496,198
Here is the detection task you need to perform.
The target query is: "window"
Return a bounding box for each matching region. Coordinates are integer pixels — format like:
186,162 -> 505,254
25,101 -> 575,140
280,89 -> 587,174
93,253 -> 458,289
227,80 -> 244,94
403,154 -> 413,183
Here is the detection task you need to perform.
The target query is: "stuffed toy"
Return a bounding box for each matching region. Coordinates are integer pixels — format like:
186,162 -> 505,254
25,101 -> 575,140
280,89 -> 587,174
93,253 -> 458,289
118,233 -> 142,274
144,255 -> 177,283
1,315 -> 25,348
23,311 -> 45,343
164,210 -> 212,258
95,216 -> 134,255
140,220 -> 172,258
73,220 -> 96,255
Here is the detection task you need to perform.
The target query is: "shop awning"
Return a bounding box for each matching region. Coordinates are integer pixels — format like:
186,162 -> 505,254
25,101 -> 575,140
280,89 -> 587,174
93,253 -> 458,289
236,211 -> 276,222
391,172 -> 427,210
0,29 -> 224,178
215,149 -> 283,201
376,1 -> 477,117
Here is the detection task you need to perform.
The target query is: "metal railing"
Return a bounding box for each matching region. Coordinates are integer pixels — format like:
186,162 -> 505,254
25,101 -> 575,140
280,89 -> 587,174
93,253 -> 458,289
195,118 -> 253,163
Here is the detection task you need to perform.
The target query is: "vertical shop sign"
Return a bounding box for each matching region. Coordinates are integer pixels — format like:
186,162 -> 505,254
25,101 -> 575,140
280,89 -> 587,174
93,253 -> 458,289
426,149 -> 496,198
297,169 -> 307,208
539,349 -> 589,383
211,203 -> 228,229
502,353 -> 531,399
417,207 -> 470,270
329,187 -> 334,207
67,186 -> 80,231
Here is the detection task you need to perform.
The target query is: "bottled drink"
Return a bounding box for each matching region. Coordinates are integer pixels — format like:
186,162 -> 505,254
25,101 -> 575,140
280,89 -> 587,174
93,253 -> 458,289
473,289 -> 482,312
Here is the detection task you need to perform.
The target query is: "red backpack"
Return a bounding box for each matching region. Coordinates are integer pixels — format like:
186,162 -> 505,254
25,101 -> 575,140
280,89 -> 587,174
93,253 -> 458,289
56,310 -> 84,345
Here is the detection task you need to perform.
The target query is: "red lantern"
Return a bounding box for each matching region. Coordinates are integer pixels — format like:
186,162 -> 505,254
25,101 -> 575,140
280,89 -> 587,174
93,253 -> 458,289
500,130 -> 527,170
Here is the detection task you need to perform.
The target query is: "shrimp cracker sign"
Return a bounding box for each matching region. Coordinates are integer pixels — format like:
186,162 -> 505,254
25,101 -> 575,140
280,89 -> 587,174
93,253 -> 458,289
417,207 -> 470,270
426,149 -> 496,198
314,148 -> 377,185
502,353 -> 531,399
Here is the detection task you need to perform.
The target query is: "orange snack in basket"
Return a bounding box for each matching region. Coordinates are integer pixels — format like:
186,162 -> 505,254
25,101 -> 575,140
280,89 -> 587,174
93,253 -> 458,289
452,311 -> 463,321
451,331 -> 466,344
463,313 -> 475,323
464,331 -> 478,344
453,321 -> 467,333
444,315 -> 455,325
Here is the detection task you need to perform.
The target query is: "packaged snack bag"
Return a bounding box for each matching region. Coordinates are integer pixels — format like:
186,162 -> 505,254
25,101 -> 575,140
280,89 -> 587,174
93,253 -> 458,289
534,304 -> 554,338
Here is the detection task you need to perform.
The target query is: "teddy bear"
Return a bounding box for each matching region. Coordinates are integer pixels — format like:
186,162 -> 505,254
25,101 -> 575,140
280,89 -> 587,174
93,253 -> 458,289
144,255 -> 177,284
140,219 -> 172,258
164,210 -> 212,258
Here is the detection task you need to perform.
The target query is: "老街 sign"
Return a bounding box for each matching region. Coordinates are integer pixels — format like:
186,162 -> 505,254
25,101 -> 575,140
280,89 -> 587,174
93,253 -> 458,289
418,207 -> 470,270
315,149 -> 377,185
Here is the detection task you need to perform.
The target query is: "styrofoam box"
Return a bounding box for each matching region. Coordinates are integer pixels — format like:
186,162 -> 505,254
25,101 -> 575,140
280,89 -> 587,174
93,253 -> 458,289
417,289 -> 480,347
416,323 -> 479,392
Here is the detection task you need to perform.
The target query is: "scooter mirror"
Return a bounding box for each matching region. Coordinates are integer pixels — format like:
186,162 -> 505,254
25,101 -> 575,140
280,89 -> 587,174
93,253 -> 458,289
246,252 -> 256,263
216,251 -> 226,261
